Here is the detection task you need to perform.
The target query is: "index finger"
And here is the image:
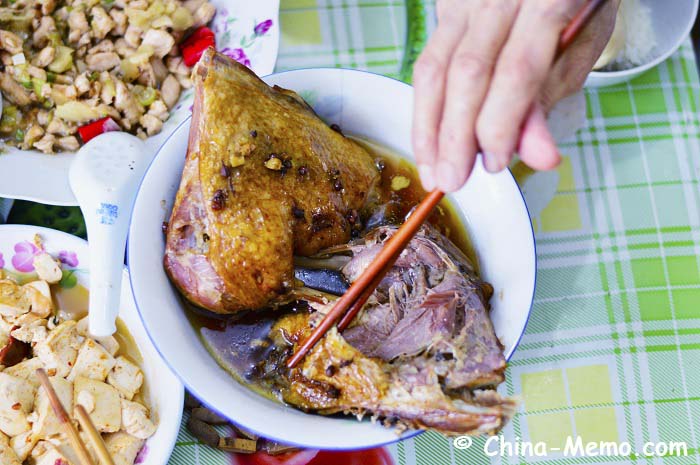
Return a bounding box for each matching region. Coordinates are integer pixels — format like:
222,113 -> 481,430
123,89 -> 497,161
412,8 -> 469,191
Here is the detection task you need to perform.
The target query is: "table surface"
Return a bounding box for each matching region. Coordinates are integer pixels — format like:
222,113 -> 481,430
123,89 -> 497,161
6,1 -> 700,464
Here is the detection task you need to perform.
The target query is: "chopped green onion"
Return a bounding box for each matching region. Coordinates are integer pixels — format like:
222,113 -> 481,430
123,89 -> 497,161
2,106 -> 17,118
14,128 -> 24,142
47,31 -> 62,47
133,85 -> 157,107
0,106 -> 19,133
46,71 -> 57,83
48,46 -> 73,73
32,78 -> 46,98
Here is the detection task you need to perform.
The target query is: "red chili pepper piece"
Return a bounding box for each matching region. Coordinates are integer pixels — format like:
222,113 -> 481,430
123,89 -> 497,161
0,326 -> 30,367
181,26 -> 216,67
77,117 -> 120,144
188,25 -> 215,42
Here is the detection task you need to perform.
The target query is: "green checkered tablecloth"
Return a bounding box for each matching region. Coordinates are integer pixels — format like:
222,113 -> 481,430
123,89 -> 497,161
275,0 -> 435,81
164,1 -> 700,464
6,0 -> 699,463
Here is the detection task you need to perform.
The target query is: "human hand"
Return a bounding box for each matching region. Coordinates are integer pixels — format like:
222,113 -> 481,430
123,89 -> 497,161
412,0 -> 620,192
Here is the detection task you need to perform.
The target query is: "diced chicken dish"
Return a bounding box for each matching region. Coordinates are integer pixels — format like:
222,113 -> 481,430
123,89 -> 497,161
0,241 -> 156,465
0,0 -> 216,153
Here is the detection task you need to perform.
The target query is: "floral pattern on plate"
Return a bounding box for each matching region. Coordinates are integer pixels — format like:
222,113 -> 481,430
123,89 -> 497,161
2,238 -> 83,288
174,10 -> 278,113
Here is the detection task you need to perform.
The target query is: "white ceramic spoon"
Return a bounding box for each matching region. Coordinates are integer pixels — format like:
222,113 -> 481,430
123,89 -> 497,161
69,132 -> 150,337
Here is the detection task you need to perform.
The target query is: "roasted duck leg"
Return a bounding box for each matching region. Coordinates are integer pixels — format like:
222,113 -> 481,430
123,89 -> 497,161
164,49 -> 380,313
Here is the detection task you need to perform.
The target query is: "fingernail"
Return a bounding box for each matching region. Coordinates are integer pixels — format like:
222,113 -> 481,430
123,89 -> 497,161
483,152 -> 504,173
418,164 -> 436,191
436,160 -> 460,192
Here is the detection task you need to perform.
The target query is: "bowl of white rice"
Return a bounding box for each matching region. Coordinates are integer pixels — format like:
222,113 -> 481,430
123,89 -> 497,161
586,0 -> 699,87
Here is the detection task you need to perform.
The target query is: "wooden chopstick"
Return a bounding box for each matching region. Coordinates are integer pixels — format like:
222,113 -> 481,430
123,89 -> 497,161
75,405 -> 117,465
287,190 -> 444,367
36,368 -> 96,465
335,194 -> 439,332
287,0 -> 612,369
558,0 -> 609,56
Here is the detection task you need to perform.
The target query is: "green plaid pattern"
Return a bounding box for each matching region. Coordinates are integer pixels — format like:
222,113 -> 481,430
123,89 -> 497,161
386,45 -> 700,465
276,0 -> 436,80
500,43 -> 700,465
163,1 -> 700,463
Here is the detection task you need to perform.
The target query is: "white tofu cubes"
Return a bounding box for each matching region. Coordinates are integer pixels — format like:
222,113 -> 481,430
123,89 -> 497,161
0,373 -> 36,437
0,269 -> 156,465
34,320 -> 82,378
69,338 -> 117,382
74,377 -> 122,433
108,356 -> 144,400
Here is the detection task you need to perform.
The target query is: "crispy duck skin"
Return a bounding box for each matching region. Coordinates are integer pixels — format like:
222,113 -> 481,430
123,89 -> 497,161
274,326 -> 515,435
164,49 -> 380,313
263,227 -> 516,436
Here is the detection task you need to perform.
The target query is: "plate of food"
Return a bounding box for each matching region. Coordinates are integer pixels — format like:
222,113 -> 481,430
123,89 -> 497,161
128,50 -> 536,450
0,224 -> 183,464
0,0 -> 280,206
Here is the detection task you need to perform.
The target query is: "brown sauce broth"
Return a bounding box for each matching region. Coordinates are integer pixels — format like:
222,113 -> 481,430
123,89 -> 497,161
353,137 -> 476,267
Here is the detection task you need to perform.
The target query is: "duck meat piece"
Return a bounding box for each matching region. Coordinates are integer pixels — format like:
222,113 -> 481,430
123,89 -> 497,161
341,226 -> 506,389
164,49 -> 380,314
259,227 -> 514,435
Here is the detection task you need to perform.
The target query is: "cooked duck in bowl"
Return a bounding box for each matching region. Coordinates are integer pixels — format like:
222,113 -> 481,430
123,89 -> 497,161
163,49 -> 517,438
230,226 -> 516,435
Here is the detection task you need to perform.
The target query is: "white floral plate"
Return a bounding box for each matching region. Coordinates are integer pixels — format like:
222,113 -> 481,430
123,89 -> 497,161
0,224 -> 184,465
0,0 -> 280,206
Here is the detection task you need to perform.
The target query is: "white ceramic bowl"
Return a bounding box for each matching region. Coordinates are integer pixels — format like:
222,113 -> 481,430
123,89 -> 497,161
585,0 -> 698,87
0,225 -> 183,465
127,69 -> 536,450
0,0 -> 280,206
